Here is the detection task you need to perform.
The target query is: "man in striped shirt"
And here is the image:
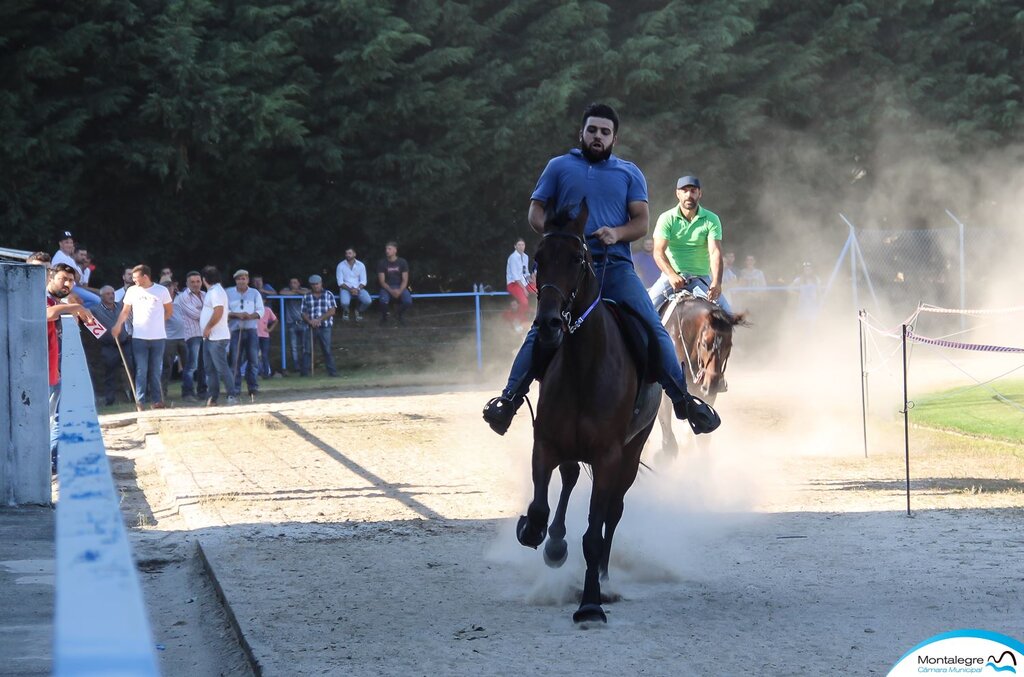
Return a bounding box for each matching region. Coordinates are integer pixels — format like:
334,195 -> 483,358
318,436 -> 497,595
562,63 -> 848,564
175,271 -> 207,401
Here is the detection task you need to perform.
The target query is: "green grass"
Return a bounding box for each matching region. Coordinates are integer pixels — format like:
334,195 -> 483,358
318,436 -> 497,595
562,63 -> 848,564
913,379 -> 1024,444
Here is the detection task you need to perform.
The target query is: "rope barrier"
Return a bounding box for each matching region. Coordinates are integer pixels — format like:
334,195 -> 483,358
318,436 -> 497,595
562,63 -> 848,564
906,329 -> 1024,353
917,303 -> 1024,316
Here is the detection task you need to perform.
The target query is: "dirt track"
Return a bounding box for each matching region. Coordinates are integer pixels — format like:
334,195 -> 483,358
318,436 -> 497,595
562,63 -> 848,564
107,377 -> 1024,676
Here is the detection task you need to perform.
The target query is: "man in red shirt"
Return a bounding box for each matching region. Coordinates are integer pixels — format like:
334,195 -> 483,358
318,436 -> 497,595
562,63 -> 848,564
46,263 -> 94,474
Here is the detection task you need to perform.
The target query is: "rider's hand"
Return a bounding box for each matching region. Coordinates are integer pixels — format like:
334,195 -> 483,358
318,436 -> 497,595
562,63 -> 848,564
591,226 -> 619,246
708,284 -> 722,300
669,273 -> 685,291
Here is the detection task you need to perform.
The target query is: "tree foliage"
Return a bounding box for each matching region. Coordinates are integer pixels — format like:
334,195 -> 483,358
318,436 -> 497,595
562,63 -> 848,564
1,0 -> 1020,288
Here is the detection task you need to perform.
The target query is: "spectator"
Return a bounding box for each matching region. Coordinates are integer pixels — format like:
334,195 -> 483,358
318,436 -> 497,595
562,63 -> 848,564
336,247 -> 372,322
26,252 -> 50,267
737,255 -> 768,288
75,247 -> 94,286
92,285 -> 133,406
200,266 -> 237,406
504,237 -> 533,331
226,269 -> 263,401
722,251 -> 738,289
161,280 -> 187,401
158,267 -> 174,285
254,290 -> 278,377
277,277 -> 308,374
377,241 -> 412,326
51,230 -> 100,308
175,271 -> 206,402
112,265 -> 173,410
46,263 -> 95,473
114,266 -> 133,302
252,275 -> 276,295
790,261 -> 822,323
300,274 -> 339,377
632,237 -> 661,288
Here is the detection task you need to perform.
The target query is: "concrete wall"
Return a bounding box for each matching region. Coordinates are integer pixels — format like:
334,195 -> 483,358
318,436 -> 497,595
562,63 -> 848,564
0,262 -> 50,506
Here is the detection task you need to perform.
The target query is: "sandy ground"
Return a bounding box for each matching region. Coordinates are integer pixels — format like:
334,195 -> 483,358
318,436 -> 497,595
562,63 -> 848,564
102,365 -> 1024,676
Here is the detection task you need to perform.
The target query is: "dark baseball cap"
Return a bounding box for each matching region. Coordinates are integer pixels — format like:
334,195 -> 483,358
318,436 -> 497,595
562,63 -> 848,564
58,230 -> 74,241
676,175 -> 701,190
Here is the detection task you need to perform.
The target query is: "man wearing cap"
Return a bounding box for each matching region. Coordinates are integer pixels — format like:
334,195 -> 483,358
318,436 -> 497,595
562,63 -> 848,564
481,102 -> 719,436
227,269 -> 264,400
51,231 -> 101,309
300,275 -> 339,377
647,175 -> 732,314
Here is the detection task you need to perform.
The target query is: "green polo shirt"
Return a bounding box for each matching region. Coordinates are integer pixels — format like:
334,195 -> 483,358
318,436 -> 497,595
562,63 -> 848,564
653,204 -> 723,276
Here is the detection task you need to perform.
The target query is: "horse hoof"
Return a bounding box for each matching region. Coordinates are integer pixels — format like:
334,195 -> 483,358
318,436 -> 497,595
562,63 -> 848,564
516,515 -> 546,549
543,538 -> 568,568
573,604 -> 607,624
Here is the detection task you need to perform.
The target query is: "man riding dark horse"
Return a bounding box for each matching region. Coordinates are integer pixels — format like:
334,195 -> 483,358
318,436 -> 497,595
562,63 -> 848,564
482,103 -> 718,436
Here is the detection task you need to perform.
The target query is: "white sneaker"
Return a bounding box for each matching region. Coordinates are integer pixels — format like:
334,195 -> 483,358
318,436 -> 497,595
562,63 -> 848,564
342,311 -> 350,321
226,395 -> 239,405
354,311 -> 363,322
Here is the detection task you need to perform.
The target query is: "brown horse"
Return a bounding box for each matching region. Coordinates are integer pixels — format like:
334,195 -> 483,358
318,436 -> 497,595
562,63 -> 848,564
515,202 -> 661,624
657,295 -> 746,458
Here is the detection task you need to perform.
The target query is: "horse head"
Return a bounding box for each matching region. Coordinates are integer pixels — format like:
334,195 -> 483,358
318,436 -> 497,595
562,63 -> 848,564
532,200 -> 592,352
685,301 -> 748,396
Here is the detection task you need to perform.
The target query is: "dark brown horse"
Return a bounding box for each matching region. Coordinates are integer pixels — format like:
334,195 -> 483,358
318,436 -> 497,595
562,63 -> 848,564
515,202 -> 661,624
657,295 -> 746,458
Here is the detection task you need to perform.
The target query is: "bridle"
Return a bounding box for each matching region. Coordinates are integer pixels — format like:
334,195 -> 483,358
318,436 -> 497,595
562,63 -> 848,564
670,299 -> 727,387
535,231 -> 602,334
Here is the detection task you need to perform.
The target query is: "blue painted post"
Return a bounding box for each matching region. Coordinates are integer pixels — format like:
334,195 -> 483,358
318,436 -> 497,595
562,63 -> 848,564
474,285 -> 483,371
278,296 -> 287,370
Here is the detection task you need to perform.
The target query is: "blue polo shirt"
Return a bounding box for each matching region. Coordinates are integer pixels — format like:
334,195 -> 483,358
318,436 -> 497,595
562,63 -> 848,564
531,148 -> 648,262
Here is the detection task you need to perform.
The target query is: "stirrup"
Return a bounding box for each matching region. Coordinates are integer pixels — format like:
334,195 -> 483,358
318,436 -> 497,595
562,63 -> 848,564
482,395 -> 520,436
673,396 -> 721,435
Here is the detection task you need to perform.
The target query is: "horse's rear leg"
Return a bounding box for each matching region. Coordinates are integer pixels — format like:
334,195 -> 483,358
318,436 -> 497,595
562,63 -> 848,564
517,442 -> 557,549
543,462 -> 579,568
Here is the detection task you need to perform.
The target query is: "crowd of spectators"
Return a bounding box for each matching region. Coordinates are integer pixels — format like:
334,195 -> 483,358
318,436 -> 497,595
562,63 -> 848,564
34,235 -> 418,415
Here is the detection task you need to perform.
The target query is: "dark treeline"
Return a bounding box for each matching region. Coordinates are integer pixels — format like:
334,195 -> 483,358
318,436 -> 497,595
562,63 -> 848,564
1,0 -> 1020,289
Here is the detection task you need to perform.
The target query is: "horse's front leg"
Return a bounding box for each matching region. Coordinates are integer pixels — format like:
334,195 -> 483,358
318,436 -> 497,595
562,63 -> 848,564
574,457 -> 617,624
543,462 -> 580,568
517,440 -> 557,549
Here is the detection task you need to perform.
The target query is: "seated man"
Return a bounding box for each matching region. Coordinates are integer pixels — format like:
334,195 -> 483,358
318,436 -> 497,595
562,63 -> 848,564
482,103 -> 718,437
376,242 -> 412,326
336,247 -> 372,321
647,175 -> 732,314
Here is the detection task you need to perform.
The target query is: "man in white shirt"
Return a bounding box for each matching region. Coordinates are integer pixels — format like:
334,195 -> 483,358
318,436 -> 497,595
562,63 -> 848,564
114,266 -> 133,302
200,266 -> 238,406
336,247 -> 372,322
51,230 -> 101,308
112,264 -> 173,410
176,271 -> 207,402
226,269 -> 263,400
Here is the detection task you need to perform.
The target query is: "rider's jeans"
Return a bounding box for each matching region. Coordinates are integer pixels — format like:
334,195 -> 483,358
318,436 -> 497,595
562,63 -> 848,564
648,273 -> 732,314
503,258 -> 689,403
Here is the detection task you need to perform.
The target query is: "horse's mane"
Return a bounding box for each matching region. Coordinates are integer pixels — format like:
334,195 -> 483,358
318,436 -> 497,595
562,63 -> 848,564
685,297 -> 749,330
